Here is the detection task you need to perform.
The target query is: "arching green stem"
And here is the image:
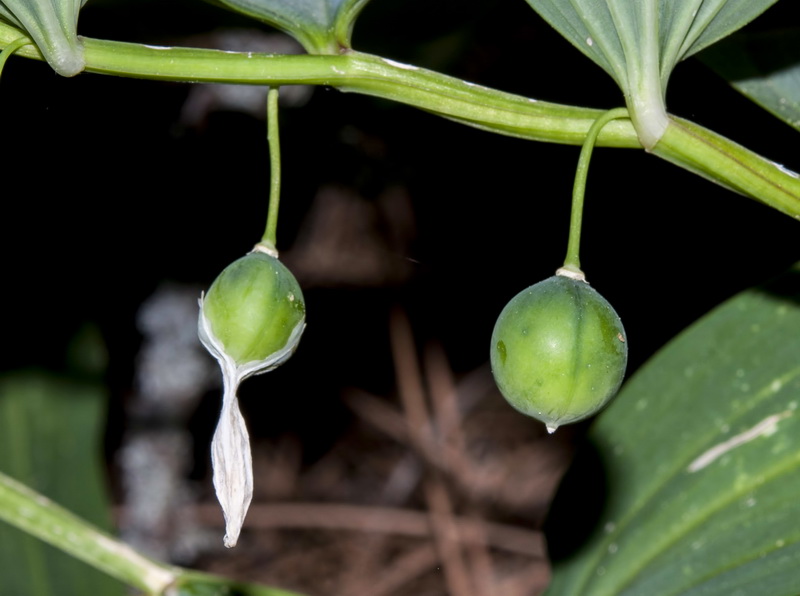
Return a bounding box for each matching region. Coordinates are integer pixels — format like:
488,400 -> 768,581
0,470 -> 177,593
0,470 -> 304,595
0,37 -> 31,79
562,108 -> 631,276
259,87 -> 282,254
1,24 -> 798,219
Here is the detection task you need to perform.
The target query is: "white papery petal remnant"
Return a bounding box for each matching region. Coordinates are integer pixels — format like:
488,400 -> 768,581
198,296 -> 305,547
212,379 -> 253,548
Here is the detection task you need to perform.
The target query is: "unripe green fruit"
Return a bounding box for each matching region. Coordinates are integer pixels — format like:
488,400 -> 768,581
490,274 -> 627,432
203,252 -> 305,366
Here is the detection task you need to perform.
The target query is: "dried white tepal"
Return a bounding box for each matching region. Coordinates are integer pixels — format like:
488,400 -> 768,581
198,246 -> 305,547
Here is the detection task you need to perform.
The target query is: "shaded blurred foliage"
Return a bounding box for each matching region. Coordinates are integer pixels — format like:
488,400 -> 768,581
1,0 -> 797,467
0,325 -> 124,595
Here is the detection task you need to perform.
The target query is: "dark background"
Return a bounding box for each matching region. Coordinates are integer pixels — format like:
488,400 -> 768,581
1,0 -> 798,474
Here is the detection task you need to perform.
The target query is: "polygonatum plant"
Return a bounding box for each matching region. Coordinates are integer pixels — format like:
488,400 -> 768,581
0,0 -> 798,594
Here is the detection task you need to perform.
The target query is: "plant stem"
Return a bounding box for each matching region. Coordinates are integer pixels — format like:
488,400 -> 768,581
1,23 -> 798,219
0,22 -> 637,148
563,108 -> 631,274
654,116 -> 800,221
0,470 -> 177,594
261,87 -> 282,251
0,470 -> 309,595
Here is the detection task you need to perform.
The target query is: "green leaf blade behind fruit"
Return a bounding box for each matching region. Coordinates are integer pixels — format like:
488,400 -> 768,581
208,0 -> 372,54
545,264 -> 800,595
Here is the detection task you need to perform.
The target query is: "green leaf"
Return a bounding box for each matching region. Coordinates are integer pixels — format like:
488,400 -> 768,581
699,30 -> 800,132
545,263 -> 800,595
673,0 -> 781,63
522,0 -> 779,148
209,0 -> 372,54
0,371 -> 124,596
524,0 -> 779,85
0,0 -> 87,76
521,0 -> 627,87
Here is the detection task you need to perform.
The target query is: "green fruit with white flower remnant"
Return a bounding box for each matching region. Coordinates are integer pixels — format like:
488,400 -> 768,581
198,248 -> 306,548
200,251 -> 305,370
490,273 -> 627,433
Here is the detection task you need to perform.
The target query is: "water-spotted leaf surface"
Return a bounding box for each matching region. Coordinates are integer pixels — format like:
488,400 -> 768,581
700,30 -> 800,132
210,0 -> 371,53
545,264 -> 800,595
0,0 -> 87,75
0,371 -> 124,595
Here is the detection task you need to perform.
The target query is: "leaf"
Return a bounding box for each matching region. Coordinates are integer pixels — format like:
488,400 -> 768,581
524,0 -> 779,84
520,0 -> 630,88
545,264 -> 800,595
0,0 -> 87,76
675,0 -> 781,62
209,0 -> 372,54
699,30 -> 800,132
0,371 -> 124,595
522,0 -> 780,147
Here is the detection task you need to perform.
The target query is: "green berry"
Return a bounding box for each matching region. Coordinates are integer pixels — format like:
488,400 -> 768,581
202,252 -> 305,366
490,274 -> 627,432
